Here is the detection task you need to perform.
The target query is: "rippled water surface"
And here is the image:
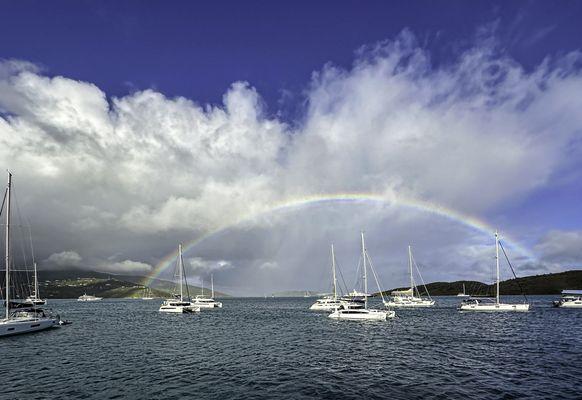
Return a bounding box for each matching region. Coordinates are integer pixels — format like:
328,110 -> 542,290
1,296 -> 581,399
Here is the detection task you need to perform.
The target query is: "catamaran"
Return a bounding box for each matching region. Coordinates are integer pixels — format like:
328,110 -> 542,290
1,172 -> 60,337
553,290 -> 582,308
24,262 -> 46,306
310,244 -> 343,311
384,246 -> 435,308
329,232 -> 395,321
456,283 -> 470,298
459,231 -> 530,312
191,274 -> 223,309
159,243 -> 200,313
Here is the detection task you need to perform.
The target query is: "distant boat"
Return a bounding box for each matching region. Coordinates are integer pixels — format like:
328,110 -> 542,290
159,243 -> 200,313
141,287 -> 154,300
1,172 -> 59,337
384,246 -> 435,308
78,294 -> 103,302
191,274 -> 222,309
459,231 -> 530,312
553,290 -> 582,308
456,283 -> 470,298
24,262 -> 46,306
329,232 -> 395,320
310,244 -> 343,311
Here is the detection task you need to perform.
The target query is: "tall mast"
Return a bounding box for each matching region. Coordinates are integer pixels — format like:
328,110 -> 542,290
5,172 -> 11,319
331,244 -> 337,300
179,243 -> 183,301
211,274 -> 214,298
361,231 -> 367,309
495,230 -> 500,305
408,245 -> 414,294
33,262 -> 38,299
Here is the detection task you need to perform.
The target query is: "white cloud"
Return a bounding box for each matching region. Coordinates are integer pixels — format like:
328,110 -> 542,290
535,230 -> 582,266
2,29 -> 582,292
186,257 -> 233,276
97,259 -> 153,274
45,251 -> 82,267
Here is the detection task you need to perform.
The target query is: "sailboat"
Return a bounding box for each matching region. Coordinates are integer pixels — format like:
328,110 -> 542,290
1,172 -> 60,337
191,274 -> 223,309
141,287 -> 154,300
159,243 -> 200,313
329,232 -> 395,320
456,283 -> 470,298
310,244 -> 343,311
24,262 -> 46,306
459,231 -> 530,312
384,246 -> 435,308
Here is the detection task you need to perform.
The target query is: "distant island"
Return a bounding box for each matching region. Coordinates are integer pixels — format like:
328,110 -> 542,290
22,269 -> 230,299
377,270 -> 582,297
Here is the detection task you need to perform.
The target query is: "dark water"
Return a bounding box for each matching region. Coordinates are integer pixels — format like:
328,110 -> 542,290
1,296 -> 580,399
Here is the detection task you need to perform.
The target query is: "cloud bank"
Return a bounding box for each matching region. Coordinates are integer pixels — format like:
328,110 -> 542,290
1,30 -> 581,291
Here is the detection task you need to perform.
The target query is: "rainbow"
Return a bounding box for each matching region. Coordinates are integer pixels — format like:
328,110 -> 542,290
142,193 -> 535,286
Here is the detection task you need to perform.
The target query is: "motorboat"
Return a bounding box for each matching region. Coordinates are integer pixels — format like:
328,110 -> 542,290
329,232 -> 395,320
1,172 -> 59,337
77,294 -> 103,302
553,290 -> 582,308
383,246 -> 435,308
159,243 -> 200,314
459,231 -> 529,312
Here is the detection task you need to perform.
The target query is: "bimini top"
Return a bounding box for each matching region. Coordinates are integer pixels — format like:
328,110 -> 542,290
562,290 -> 582,295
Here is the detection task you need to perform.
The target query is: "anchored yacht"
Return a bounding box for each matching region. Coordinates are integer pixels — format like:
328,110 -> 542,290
553,290 -> 582,308
159,243 -> 200,313
384,246 -> 435,308
459,231 -> 529,312
78,294 -> 103,302
329,232 -> 395,320
191,275 -> 222,309
24,263 -> 46,306
1,172 -> 60,337
310,244 -> 343,311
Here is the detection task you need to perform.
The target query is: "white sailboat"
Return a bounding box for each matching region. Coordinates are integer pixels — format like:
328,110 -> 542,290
310,244 -> 343,311
456,283 -> 470,298
191,274 -> 223,309
141,287 -> 154,300
159,243 -> 200,313
459,231 -> 530,312
329,232 -> 395,321
384,246 -> 435,308
552,290 -> 582,308
24,262 -> 46,306
1,172 -> 59,337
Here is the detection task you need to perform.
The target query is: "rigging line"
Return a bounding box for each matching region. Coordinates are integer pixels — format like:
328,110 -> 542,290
11,185 -> 32,295
354,255 -> 363,292
181,251 -> 191,300
0,187 -> 6,217
498,240 -> 529,303
364,250 -> 386,303
334,258 -> 349,296
411,255 -> 432,301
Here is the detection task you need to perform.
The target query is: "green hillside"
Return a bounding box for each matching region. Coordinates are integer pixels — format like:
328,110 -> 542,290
377,270 -> 582,296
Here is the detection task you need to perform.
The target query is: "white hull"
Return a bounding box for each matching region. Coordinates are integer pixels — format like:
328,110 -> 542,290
459,303 -> 530,312
310,303 -> 341,311
328,309 -> 395,320
78,295 -> 102,302
159,305 -> 200,313
25,297 -> 46,306
141,297 -> 155,300
556,301 -> 582,308
456,294 -> 470,298
0,317 -> 58,337
384,299 -> 435,308
192,302 -> 223,309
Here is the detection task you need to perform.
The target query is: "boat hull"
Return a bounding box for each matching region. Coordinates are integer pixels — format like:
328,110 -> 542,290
192,302 -> 223,309
328,309 -> 394,320
384,300 -> 435,308
554,301 -> 582,308
459,303 -> 530,312
0,317 -> 58,337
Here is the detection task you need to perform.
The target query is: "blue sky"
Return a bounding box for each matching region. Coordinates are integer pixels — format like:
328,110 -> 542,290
1,1 -> 581,294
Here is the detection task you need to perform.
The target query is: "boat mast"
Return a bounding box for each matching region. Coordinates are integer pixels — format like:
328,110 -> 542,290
408,245 -> 414,296
495,230 -> 500,305
211,274 -> 214,298
33,262 -> 38,299
361,231 -> 367,309
179,243 -> 183,301
331,244 -> 337,300
5,172 -> 11,320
